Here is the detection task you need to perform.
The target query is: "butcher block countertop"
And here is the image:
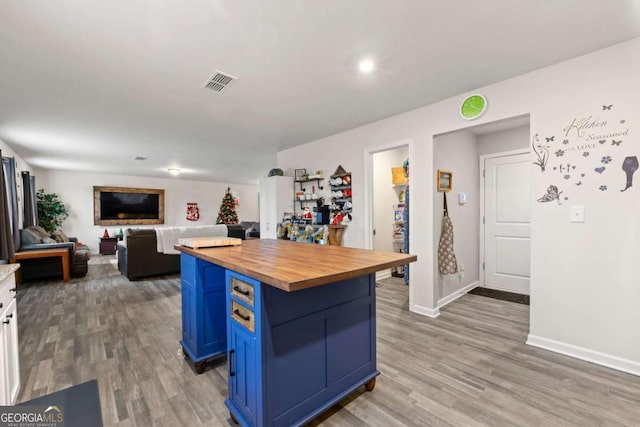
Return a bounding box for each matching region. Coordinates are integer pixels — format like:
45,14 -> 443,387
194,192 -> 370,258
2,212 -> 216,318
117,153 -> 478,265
176,238 -> 417,292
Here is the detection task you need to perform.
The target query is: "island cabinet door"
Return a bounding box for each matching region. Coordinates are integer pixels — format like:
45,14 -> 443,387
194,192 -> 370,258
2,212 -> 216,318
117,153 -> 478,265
180,254 -> 227,361
228,318 -> 258,425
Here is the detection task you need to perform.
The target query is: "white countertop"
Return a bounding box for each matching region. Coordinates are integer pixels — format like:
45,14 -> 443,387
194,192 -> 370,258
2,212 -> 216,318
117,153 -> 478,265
0,264 -> 20,283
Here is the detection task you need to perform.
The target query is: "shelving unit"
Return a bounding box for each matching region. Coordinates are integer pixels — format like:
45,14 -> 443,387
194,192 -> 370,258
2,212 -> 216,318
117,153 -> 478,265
391,183 -> 407,278
330,165 -> 352,219
402,185 -> 409,285
293,176 -> 324,218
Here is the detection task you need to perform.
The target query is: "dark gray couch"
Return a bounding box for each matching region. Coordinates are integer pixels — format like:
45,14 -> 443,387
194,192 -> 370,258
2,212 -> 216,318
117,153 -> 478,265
117,229 -> 181,280
17,226 -> 91,281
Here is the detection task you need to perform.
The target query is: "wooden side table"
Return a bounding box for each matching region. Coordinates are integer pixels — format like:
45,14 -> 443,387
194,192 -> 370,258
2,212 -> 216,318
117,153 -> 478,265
12,248 -> 70,283
99,237 -> 118,255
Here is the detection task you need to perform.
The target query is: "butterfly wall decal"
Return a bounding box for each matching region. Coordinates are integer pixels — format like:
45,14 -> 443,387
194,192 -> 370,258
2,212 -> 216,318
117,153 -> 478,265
602,104 -> 612,111
599,140 -> 606,144
612,140 -> 622,146
546,136 -> 555,142
537,185 -> 563,205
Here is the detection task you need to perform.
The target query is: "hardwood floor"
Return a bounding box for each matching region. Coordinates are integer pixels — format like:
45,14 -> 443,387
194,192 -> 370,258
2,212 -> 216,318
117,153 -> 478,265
16,256 -> 640,426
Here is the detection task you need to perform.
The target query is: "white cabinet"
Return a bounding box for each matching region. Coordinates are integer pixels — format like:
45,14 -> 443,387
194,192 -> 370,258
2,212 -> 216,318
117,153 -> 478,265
0,265 -> 20,405
259,176 -> 293,239
0,311 -> 6,406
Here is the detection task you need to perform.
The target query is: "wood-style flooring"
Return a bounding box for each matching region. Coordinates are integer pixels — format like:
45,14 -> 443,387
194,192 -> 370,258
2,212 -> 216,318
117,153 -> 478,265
16,256 -> 640,426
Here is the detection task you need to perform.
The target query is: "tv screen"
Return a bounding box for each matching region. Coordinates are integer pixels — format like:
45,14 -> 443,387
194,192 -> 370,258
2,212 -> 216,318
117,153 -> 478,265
100,192 -> 159,220
94,186 -> 164,225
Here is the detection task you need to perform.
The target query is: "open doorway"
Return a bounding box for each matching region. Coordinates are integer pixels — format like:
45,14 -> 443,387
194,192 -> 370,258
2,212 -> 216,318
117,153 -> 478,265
433,115 -> 530,308
365,142 -> 411,307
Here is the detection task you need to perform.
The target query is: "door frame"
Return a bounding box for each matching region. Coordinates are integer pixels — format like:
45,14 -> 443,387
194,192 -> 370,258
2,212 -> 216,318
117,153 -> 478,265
478,148 -> 530,288
363,139 -> 413,251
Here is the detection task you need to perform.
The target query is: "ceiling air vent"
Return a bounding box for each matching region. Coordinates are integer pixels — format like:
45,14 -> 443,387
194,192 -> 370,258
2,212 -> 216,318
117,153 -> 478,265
202,70 -> 238,93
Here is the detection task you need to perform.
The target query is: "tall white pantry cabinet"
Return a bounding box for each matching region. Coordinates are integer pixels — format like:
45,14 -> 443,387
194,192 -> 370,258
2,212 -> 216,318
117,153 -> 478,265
259,176 -> 293,239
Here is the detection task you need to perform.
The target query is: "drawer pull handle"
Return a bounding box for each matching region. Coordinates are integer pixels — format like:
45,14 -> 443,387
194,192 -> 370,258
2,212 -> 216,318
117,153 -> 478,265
5,314 -> 12,319
233,309 -> 251,322
2,320 -> 8,325
229,349 -> 235,377
9,288 -> 16,293
0,303 -> 3,309
233,286 -> 251,296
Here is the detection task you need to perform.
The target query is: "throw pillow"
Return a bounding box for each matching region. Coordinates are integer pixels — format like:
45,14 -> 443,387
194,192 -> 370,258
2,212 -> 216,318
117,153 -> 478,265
30,226 -> 50,239
41,237 -> 56,244
52,230 -> 70,242
19,229 -> 41,246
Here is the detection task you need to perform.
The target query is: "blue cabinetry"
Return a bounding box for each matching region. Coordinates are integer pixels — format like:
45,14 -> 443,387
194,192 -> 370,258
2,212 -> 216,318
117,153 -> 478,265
180,253 -> 227,373
226,271 -> 261,425
225,270 -> 378,427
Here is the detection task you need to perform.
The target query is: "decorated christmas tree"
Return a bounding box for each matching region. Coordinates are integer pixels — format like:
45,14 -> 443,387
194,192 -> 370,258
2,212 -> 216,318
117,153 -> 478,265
216,187 -> 239,224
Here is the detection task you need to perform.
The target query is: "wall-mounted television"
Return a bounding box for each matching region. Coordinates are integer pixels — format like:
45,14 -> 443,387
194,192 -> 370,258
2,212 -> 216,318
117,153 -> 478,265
93,186 -> 165,225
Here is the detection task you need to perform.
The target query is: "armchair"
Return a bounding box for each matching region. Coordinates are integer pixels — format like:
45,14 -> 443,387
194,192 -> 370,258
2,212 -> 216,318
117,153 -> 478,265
17,226 -> 90,281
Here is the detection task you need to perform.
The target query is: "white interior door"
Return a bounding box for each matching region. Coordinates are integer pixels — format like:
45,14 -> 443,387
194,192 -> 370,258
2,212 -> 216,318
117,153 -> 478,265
483,152 -> 531,294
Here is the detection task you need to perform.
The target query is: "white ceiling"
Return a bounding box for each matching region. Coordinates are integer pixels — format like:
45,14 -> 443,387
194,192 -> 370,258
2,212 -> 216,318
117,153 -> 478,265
1,1 -> 639,184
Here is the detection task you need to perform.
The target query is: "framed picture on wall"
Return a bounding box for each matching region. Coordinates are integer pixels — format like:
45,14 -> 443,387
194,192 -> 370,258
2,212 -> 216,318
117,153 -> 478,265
437,170 -> 453,191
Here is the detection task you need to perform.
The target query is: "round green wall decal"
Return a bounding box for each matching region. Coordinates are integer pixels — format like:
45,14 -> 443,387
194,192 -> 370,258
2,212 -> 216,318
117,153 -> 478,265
459,94 -> 487,120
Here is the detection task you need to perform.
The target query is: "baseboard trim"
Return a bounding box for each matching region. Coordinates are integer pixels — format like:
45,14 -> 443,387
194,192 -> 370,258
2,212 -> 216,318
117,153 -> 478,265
411,304 -> 440,319
376,270 -> 391,281
527,334 -> 640,377
437,281 -> 479,309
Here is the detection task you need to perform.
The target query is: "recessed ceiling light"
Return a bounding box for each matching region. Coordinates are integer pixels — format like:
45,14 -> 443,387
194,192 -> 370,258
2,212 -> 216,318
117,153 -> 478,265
358,59 -> 375,73
168,168 -> 181,175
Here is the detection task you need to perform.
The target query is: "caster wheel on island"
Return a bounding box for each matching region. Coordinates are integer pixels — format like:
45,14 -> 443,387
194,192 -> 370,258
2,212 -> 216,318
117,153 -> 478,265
365,378 -> 376,392
230,412 -> 238,424
194,361 -> 207,374
182,346 -> 188,358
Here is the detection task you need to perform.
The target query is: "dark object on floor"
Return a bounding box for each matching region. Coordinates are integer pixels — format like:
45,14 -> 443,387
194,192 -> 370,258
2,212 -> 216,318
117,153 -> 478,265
468,287 -> 530,305
18,379 -> 103,427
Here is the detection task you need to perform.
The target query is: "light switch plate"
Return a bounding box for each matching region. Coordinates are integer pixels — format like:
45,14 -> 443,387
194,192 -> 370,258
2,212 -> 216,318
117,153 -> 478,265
570,205 -> 585,223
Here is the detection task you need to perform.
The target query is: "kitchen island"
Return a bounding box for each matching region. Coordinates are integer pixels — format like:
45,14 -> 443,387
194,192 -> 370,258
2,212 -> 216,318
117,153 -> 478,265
176,239 -> 416,427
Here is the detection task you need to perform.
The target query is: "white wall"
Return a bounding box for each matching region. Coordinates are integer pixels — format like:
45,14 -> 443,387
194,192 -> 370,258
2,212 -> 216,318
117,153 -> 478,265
278,38 -> 640,374
433,131 -> 479,305
36,169 -> 259,253
477,125 -> 530,156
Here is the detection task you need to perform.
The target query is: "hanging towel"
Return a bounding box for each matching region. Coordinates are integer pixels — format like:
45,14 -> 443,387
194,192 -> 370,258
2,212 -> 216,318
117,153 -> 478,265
438,192 -> 458,275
